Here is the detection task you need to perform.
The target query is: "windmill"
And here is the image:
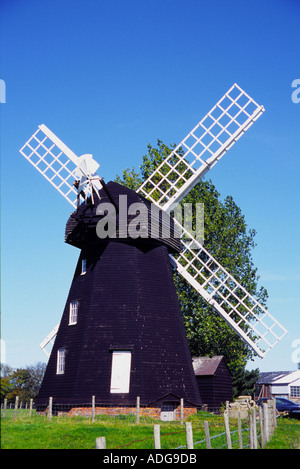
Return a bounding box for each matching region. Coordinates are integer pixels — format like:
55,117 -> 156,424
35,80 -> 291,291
20,84 -> 287,413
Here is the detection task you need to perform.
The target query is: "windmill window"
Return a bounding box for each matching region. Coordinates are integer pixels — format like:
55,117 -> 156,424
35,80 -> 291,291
110,351 -> 132,393
56,349 -> 66,374
81,259 -> 87,275
69,301 -> 78,325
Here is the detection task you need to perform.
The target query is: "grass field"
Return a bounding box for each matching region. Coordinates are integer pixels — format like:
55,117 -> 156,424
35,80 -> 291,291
263,417 -> 300,450
1,409 -> 299,450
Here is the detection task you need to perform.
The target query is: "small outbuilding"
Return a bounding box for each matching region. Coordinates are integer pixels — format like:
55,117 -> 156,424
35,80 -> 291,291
256,370 -> 300,402
255,371 -> 290,399
193,356 -> 233,411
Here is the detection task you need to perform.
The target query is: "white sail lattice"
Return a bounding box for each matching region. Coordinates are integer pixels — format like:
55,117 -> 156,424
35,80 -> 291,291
20,124 -> 79,208
170,224 -> 287,358
139,83 -> 264,212
138,83 -> 287,357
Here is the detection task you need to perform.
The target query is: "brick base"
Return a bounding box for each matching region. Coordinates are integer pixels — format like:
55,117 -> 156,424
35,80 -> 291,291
59,405 -> 197,420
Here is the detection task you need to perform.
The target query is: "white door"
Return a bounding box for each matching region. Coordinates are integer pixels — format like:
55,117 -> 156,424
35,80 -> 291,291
110,351 -> 132,393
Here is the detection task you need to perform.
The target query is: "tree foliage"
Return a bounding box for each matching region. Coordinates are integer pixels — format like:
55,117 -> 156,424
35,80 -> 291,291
0,362 -> 46,403
116,140 -> 267,395
232,368 -> 260,397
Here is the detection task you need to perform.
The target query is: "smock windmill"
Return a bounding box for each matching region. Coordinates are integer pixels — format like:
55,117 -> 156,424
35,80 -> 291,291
20,84 -> 287,411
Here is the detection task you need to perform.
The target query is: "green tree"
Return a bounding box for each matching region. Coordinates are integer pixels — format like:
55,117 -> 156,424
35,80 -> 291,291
115,139 -> 266,393
7,368 -> 31,402
115,167 -> 142,191
0,362 -> 46,403
22,362 -> 47,400
232,368 -> 260,397
173,179 -> 268,376
0,364 -> 14,400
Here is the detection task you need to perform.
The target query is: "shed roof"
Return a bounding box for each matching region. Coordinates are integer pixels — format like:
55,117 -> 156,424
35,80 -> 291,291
257,371 -> 295,385
192,356 -> 224,376
272,370 -> 300,385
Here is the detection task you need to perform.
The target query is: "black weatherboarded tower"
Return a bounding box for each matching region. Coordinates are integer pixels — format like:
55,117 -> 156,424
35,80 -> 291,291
36,182 -> 202,411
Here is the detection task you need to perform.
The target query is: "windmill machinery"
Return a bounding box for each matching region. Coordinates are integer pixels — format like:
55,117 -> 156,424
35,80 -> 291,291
20,83 -> 287,412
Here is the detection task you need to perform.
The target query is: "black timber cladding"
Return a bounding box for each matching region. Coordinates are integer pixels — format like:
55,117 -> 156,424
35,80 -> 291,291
37,182 -> 201,407
65,180 -> 182,253
193,356 -> 233,409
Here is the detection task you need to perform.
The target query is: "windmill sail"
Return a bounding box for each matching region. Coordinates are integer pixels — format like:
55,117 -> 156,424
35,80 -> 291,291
20,124 -> 102,208
138,83 -> 287,357
138,83 -> 265,212
20,124 -> 79,208
169,223 -> 287,358
39,323 -> 60,358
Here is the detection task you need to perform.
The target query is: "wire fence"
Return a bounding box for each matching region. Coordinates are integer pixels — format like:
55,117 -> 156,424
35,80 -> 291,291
1,396 -> 197,422
1,397 -> 277,449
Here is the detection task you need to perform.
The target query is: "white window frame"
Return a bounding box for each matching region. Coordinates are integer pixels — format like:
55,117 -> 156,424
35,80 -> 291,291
69,300 -> 78,325
110,351 -> 132,394
56,349 -> 66,375
81,258 -> 87,275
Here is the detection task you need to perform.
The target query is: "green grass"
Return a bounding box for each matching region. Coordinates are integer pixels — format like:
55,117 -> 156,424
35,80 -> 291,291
1,412 -> 178,449
264,417 -> 300,450
1,409 -> 299,450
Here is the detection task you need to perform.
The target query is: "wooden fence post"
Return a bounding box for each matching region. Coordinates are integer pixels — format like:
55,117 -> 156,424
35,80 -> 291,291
14,396 -> 19,420
185,422 -> 194,449
249,410 -> 253,449
204,420 -> 211,449
29,398 -> 33,417
223,412 -> 232,449
136,396 -> 140,424
263,402 -> 269,446
48,397 -> 53,421
273,399 -> 277,428
259,406 -> 263,448
95,437 -> 106,449
267,399 -> 274,438
269,399 -> 276,434
3,398 -> 7,418
154,424 -> 161,449
92,395 -> 95,422
180,398 -> 184,425
252,407 -> 258,449
237,411 -> 243,449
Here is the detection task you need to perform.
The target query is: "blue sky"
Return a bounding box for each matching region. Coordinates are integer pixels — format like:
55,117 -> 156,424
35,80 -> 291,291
1,0 -> 299,372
